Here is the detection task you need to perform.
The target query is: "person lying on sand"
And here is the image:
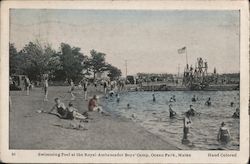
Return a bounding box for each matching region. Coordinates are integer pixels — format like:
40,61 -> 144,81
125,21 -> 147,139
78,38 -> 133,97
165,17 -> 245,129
49,98 -> 87,121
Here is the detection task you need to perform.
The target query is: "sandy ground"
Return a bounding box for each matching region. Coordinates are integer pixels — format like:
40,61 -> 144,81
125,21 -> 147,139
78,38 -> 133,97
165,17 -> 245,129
9,86 -> 177,150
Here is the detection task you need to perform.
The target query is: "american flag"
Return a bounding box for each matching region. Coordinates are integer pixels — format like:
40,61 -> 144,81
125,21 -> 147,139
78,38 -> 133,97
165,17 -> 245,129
178,46 -> 186,54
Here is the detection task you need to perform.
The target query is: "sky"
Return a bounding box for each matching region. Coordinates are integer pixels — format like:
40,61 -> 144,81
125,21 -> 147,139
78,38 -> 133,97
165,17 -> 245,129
10,9 -> 240,75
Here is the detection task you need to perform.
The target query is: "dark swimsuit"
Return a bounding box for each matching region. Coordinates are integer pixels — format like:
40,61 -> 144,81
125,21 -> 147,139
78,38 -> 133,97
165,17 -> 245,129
56,106 -> 74,120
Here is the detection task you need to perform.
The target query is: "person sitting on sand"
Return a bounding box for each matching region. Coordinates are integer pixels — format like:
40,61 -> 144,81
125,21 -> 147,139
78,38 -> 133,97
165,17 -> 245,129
217,122 -> 231,143
187,105 -> 199,116
205,97 -> 211,106
232,107 -> 240,118
152,94 -> 156,102
169,104 -> 176,118
182,112 -> 192,143
88,95 -> 103,112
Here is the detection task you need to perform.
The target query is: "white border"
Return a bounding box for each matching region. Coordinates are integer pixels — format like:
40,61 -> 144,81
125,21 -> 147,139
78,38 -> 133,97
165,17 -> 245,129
0,1 -> 249,163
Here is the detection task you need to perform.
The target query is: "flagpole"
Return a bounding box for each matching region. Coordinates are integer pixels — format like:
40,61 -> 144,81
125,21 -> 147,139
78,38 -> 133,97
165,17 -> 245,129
186,47 -> 188,66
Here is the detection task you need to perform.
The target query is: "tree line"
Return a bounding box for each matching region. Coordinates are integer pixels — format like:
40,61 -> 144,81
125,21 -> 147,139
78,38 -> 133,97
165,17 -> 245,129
9,42 -> 122,82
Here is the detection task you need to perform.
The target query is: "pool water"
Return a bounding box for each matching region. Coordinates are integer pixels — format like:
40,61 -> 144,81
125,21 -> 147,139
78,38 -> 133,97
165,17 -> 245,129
101,91 -> 240,150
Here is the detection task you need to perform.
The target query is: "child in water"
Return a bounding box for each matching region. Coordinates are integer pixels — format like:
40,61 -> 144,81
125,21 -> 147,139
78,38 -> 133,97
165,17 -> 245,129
152,94 -> 156,102
232,108 -> 240,118
182,112 -> 192,144
168,104 -> 176,118
116,93 -> 120,103
205,97 -> 211,106
217,122 -> 231,143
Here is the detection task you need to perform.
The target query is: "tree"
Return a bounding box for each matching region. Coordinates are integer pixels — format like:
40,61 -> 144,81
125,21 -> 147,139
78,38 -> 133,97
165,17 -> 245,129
59,43 -> 86,82
9,43 -> 20,75
89,49 -> 108,80
17,41 -> 52,81
107,64 -> 122,80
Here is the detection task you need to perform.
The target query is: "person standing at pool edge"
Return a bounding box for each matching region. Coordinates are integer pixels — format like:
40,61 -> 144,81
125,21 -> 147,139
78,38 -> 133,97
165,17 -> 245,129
83,80 -> 88,100
24,76 -> 31,96
43,76 -> 49,101
69,79 -> 75,100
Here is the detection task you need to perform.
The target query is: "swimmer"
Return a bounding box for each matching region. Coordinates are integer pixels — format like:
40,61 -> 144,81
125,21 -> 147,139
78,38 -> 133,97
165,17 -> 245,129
169,104 -> 176,118
43,76 -> 49,101
49,98 -> 80,120
24,76 -> 31,96
152,94 -> 156,102
116,93 -> 120,103
191,95 -> 196,102
82,80 -> 88,100
187,105 -> 199,116
217,122 -> 231,143
127,103 -> 131,109
182,112 -> 192,143
230,102 -> 234,107
109,90 -> 115,97
232,107 -> 240,118
169,95 -> 176,102
69,79 -> 75,100
205,97 -> 211,106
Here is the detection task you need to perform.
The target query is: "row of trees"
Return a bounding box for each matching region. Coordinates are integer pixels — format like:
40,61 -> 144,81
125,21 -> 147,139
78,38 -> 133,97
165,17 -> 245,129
10,42 -> 122,82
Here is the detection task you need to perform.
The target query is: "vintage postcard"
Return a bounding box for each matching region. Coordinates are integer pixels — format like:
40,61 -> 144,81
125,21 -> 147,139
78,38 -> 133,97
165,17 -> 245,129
0,0 -> 249,163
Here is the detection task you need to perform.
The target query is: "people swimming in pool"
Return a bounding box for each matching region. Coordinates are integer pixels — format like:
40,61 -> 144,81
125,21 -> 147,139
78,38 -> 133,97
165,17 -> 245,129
116,93 -> 120,103
232,107 -> 240,118
205,97 -> 211,106
127,103 -> 131,109
217,122 -> 231,143
109,90 -> 115,97
169,95 -> 176,102
152,94 -> 156,102
191,95 -> 197,102
187,105 -> 199,116
169,104 -> 176,118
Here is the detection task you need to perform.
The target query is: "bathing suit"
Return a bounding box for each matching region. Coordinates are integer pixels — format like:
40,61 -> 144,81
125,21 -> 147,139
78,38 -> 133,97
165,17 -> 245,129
219,127 -> 230,142
83,83 -> 87,91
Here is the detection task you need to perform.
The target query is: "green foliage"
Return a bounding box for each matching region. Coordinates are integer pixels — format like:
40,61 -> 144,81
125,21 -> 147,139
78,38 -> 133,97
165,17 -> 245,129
107,64 -> 122,80
9,42 -> 122,83
89,49 -> 108,79
59,43 -> 85,82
